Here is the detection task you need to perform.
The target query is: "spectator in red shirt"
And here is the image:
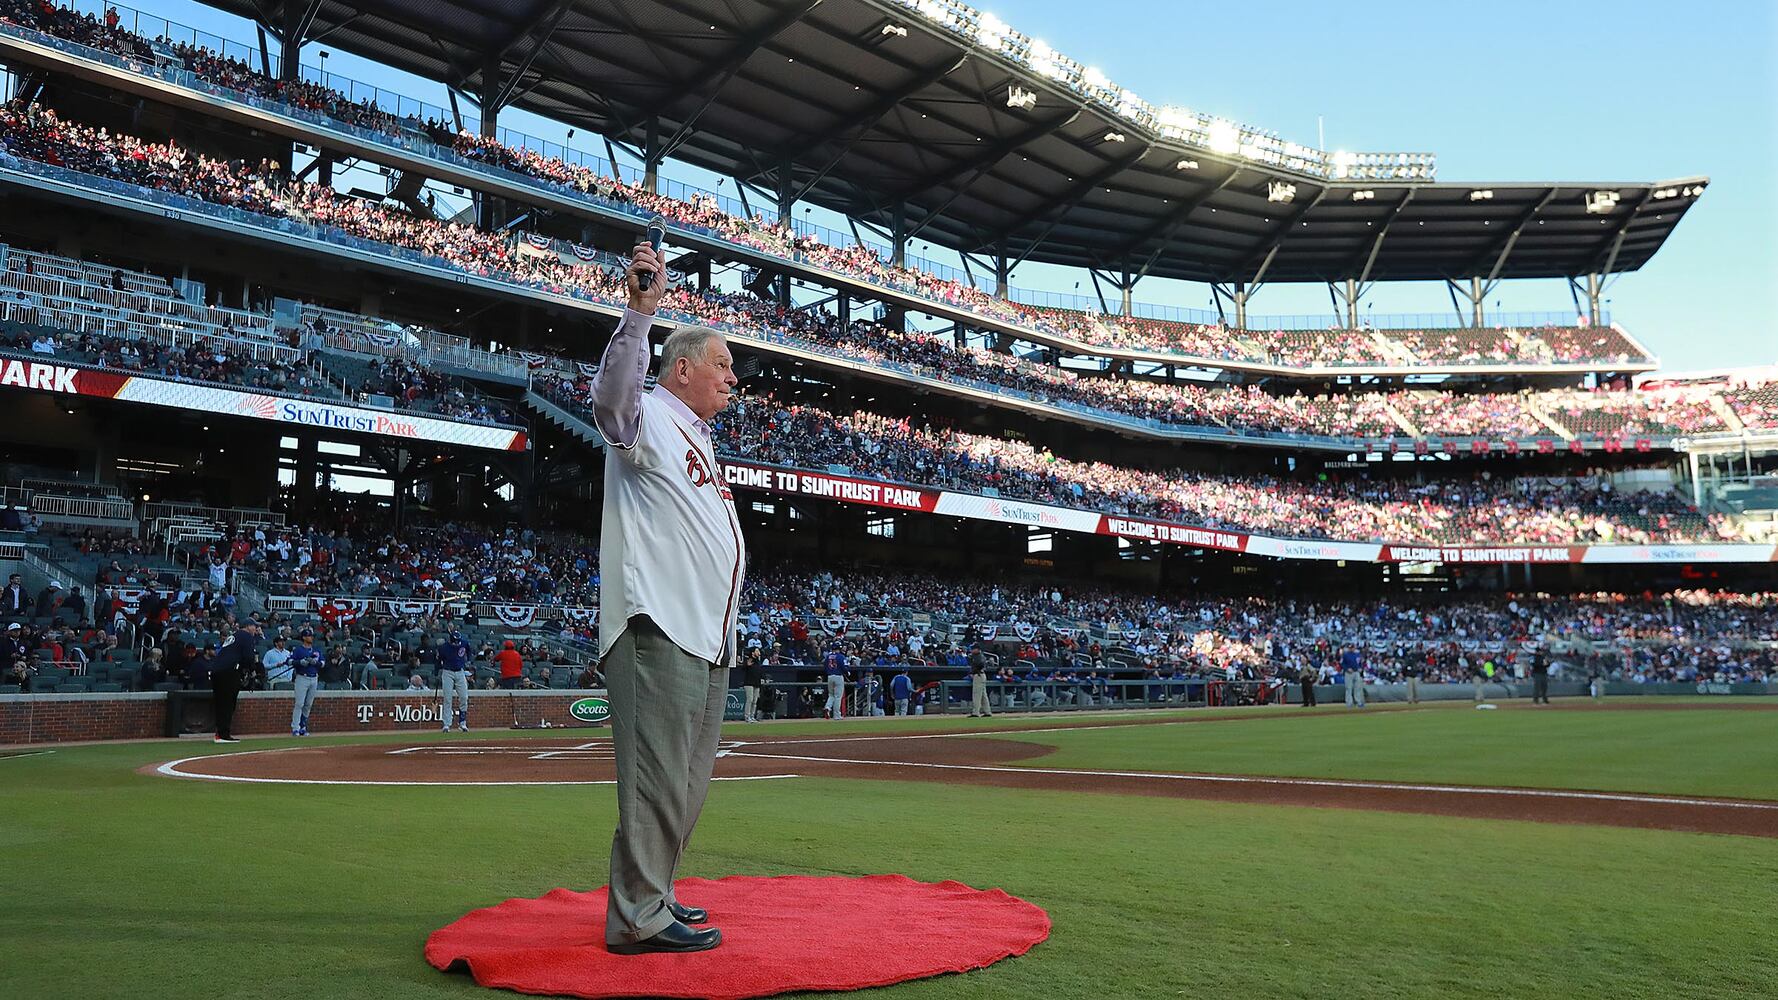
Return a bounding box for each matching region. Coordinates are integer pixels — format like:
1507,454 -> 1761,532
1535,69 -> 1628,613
495,640 -> 524,689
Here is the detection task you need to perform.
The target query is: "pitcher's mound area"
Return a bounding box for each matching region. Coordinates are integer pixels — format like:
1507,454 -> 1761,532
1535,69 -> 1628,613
424,874 -> 1049,1000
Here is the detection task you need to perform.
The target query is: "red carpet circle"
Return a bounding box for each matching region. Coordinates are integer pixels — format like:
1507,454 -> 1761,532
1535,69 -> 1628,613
424,874 -> 1050,999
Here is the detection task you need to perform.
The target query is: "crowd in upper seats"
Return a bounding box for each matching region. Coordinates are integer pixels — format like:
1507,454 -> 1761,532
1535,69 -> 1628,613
0,1 -> 1653,368
0,323 -> 334,396
1,101 -> 1760,447
528,372 -> 1733,545
328,353 -> 520,426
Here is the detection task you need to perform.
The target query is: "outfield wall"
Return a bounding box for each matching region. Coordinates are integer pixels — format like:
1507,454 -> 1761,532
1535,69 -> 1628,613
0,684 -> 1771,744
0,689 -> 612,744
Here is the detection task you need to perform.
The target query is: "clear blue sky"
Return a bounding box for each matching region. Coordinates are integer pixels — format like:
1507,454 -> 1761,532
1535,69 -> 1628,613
127,0 -> 1778,370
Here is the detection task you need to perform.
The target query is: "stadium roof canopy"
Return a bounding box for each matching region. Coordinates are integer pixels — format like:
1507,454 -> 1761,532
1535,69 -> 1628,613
208,0 -> 1707,286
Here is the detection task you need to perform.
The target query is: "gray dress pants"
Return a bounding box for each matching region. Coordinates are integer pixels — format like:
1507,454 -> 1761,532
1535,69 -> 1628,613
604,616 -> 728,945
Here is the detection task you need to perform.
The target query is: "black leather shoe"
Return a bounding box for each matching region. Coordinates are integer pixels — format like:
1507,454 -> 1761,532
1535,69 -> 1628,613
669,902 -> 709,924
607,921 -> 721,955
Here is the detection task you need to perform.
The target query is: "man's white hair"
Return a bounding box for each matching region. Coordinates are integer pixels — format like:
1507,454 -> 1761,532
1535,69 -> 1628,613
659,325 -> 726,376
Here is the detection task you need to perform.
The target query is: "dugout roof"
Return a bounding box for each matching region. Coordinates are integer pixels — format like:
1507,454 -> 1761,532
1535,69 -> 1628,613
206,0 -> 1707,285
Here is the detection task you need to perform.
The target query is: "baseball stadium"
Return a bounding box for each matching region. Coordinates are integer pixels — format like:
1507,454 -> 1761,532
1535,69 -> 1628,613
0,0 -> 1773,997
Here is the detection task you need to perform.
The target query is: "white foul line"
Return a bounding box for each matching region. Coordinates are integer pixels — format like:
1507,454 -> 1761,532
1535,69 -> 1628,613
153,748 -> 799,787
722,751 -> 1778,812
726,720 -> 1190,748
0,749 -> 54,760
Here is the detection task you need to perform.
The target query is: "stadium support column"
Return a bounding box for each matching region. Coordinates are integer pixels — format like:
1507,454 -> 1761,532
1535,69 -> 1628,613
1120,268 -> 1135,318
994,244 -> 1009,299
478,56 -> 502,140
1447,278 -> 1487,328
1233,281 -> 1248,330
1584,272 -> 1603,327
891,203 -> 907,268
292,437 -> 319,518
643,118 -> 661,195
1333,278 -> 1361,328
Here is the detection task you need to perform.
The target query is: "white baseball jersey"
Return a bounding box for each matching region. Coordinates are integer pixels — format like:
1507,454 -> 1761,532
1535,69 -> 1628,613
592,312 -> 745,666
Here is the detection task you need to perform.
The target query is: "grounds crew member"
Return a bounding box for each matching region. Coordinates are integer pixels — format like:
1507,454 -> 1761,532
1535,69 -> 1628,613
739,648 -> 764,723
289,629 -> 322,736
1531,648 -> 1551,704
1297,659 -> 1318,707
439,629 -> 472,732
968,643 -> 992,717
1403,656 -> 1423,704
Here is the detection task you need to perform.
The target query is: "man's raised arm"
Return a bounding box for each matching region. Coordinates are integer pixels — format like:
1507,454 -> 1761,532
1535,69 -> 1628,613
590,241 -> 666,448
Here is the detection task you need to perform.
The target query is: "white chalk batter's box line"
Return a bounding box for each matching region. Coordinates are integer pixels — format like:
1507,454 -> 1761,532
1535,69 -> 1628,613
384,741 -> 746,761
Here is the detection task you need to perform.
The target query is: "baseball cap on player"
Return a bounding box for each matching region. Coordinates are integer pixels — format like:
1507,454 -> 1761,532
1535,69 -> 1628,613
449,630 -> 463,641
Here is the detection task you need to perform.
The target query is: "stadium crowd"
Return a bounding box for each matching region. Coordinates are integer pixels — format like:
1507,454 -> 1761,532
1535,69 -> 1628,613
0,101 -> 1763,447
0,322 -> 335,397
7,519 -> 1773,694
0,2 -> 1653,367
530,372 -> 1734,545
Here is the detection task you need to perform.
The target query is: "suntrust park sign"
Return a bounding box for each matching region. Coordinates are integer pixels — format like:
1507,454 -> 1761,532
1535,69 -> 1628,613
1384,546 -> 1577,563
0,354 -> 526,451
268,397 -> 420,438
710,460 -> 1778,566
1103,518 -> 1245,550
723,463 -> 932,510
0,359 -> 79,392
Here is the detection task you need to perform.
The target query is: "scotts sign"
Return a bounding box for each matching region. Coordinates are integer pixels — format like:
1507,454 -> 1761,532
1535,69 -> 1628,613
568,697 -> 611,724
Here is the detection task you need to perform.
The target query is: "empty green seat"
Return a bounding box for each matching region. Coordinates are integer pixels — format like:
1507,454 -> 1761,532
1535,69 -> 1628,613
91,682 -> 124,693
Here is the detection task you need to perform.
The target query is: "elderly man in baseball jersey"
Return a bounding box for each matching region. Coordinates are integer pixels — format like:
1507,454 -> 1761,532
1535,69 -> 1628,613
590,239 -> 741,956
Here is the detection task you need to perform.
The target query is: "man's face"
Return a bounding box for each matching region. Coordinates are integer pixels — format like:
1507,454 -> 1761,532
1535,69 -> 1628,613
669,338 -> 737,422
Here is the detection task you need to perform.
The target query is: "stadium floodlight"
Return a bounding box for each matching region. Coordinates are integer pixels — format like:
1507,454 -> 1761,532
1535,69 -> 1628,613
1175,158 -> 1199,170
1351,189 -> 1375,201
1083,66 -> 1111,90
1206,119 -> 1240,155
1103,131 -> 1127,143
1006,85 -> 1037,110
1585,189 -> 1621,214
1330,150 -> 1356,179
1267,180 -> 1297,203
881,24 -> 909,37
1469,189 -> 1494,201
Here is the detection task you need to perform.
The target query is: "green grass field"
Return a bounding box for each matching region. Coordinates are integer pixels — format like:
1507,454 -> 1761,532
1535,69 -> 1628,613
2,703 -> 1775,1000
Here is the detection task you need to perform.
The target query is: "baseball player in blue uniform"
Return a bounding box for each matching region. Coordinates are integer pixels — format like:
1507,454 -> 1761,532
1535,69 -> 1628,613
439,629 -> 472,733
289,629 -> 323,736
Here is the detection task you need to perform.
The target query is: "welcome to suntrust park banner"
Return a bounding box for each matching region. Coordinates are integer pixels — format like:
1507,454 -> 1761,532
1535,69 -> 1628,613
719,460 -> 1778,565
0,356 -> 528,451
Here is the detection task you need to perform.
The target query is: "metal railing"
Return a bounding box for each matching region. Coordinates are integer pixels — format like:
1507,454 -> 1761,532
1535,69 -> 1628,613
31,494 -> 133,520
